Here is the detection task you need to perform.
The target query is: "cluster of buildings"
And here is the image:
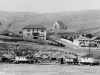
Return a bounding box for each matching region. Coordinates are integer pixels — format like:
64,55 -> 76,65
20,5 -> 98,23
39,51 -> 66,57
73,35 -> 100,47
0,21 -> 67,39
1,21 -> 100,65
1,20 -> 100,48
22,21 -> 67,40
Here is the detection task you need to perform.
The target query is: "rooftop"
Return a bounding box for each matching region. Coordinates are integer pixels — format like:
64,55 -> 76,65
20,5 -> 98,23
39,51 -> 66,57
0,30 -> 14,34
76,36 -> 98,41
56,21 -> 66,29
82,54 -> 100,59
76,36 -> 89,40
23,24 -> 46,29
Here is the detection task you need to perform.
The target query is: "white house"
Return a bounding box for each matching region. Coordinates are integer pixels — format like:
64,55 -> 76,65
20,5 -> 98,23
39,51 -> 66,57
73,36 -> 99,47
80,54 -> 100,65
22,24 -> 47,40
53,21 -> 67,29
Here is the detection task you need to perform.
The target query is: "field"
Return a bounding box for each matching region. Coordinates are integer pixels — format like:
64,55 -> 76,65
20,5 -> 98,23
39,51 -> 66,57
0,63 -> 100,75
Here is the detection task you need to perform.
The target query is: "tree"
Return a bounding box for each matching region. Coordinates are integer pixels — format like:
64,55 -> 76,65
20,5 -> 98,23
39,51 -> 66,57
85,33 -> 93,54
86,33 -> 93,38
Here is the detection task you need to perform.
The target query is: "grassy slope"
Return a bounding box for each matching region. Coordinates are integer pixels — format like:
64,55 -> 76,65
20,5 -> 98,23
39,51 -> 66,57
1,10 -> 100,55
0,10 -> 100,34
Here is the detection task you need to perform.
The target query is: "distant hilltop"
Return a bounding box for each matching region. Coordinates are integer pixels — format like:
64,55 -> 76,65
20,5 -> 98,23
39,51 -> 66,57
0,10 -> 100,34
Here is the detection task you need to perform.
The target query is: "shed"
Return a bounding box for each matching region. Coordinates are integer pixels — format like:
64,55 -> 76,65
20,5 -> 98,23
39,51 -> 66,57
0,30 -> 14,36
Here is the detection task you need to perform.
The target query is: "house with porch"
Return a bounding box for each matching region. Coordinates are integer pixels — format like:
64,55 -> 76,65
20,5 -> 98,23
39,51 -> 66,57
22,24 -> 47,40
73,36 -> 99,47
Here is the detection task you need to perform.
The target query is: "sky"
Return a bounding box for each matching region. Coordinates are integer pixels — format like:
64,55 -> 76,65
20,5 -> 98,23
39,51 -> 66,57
0,0 -> 100,13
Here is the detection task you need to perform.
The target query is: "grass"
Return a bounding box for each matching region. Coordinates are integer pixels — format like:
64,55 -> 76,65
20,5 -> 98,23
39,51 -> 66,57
0,64 -> 100,75
0,35 -> 100,57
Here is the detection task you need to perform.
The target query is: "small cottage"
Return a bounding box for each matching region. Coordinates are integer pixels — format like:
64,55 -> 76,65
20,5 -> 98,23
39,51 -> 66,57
73,36 -> 99,47
53,21 -> 67,29
0,30 -> 14,36
73,36 -> 89,47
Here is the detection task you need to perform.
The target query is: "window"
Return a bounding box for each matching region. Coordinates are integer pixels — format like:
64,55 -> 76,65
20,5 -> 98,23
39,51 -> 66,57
41,34 -> 44,36
19,31 -> 22,34
41,37 -> 44,40
27,33 -> 30,36
37,29 -> 39,32
32,29 -> 34,32
27,29 -> 31,32
33,37 -> 38,39
34,29 -> 38,32
41,29 -> 44,32
54,24 -> 58,29
33,33 -> 39,36
55,25 -> 57,29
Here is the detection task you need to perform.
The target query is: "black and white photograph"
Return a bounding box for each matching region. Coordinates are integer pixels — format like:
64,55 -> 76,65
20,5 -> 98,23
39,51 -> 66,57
0,0 -> 100,75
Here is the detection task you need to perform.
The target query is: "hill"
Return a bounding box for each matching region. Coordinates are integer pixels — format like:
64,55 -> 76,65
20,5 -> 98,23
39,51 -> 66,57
0,10 -> 100,34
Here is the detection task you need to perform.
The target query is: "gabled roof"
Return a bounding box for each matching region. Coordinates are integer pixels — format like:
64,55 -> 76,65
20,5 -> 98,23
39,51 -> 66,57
82,54 -> 100,59
90,37 -> 97,40
77,36 -> 89,40
23,24 -> 46,29
0,30 -> 14,34
56,21 -> 66,29
82,54 -> 94,58
77,36 -> 99,41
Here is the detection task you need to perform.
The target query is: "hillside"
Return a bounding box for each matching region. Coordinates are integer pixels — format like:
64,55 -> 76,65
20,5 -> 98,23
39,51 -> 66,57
0,10 -> 100,34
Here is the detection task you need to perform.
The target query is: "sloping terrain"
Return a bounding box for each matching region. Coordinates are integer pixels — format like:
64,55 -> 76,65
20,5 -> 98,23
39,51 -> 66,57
51,38 -> 100,56
1,10 -> 100,56
51,38 -> 86,55
1,35 -> 100,57
0,35 -> 85,56
0,10 -> 100,34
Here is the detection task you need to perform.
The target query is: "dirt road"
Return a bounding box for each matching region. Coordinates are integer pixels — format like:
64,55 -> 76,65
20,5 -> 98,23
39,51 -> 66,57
0,63 -> 100,75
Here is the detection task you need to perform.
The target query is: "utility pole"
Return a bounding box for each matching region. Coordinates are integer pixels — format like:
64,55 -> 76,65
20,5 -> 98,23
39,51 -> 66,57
86,33 -> 93,54
89,38 -> 90,54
